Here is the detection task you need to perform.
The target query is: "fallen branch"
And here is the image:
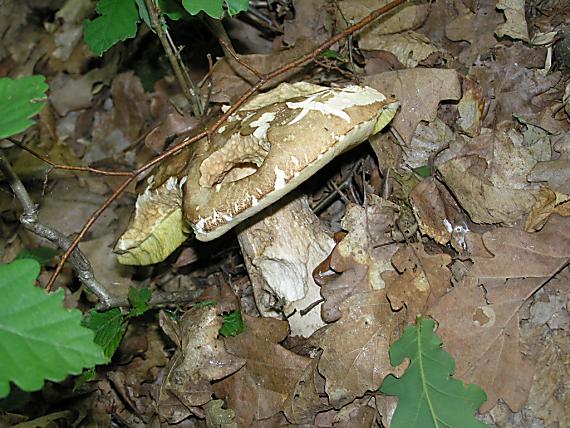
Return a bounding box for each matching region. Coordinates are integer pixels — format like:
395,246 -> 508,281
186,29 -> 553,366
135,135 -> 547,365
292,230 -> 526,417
46,0 -> 408,294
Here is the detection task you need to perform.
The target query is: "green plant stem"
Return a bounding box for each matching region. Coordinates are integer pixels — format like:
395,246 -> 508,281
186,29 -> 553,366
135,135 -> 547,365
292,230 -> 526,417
144,0 -> 204,117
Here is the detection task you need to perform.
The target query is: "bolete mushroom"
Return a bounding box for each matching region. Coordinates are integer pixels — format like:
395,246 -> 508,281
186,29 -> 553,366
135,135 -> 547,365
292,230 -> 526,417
114,82 -> 398,335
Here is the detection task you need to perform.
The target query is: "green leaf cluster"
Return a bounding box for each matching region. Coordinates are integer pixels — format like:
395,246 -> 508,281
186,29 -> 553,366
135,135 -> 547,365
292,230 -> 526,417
0,260 -> 106,398
82,286 -> 152,362
84,0 -> 249,56
381,317 -> 490,428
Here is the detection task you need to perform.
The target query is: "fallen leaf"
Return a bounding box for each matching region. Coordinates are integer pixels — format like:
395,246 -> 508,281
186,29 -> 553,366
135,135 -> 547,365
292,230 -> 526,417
470,215 -> 570,279
310,291 -> 406,408
111,71 -> 149,142
525,187 -> 570,232
528,158 -> 570,195
495,0 -> 529,42
438,155 -> 539,225
215,315 -> 311,425
364,68 -> 461,144
409,177 -> 469,251
159,306 -> 245,421
361,31 -> 439,68
383,243 -> 452,321
428,276 -> 536,412
457,77 -> 486,137
283,0 -> 334,46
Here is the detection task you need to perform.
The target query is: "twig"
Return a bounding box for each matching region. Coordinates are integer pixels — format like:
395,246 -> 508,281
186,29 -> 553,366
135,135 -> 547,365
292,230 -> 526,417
8,138 -> 133,177
144,0 -> 204,117
46,0 -> 409,295
0,152 -> 115,308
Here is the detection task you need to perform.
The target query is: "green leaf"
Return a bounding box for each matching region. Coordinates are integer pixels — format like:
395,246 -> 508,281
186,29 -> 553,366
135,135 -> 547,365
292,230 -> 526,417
219,311 -> 244,337
82,308 -> 125,362
127,286 -> 151,317
181,0 -> 248,18
413,165 -> 432,178
15,247 -> 58,266
0,260 -> 105,398
159,0 -> 189,20
380,317 -> 489,428
84,0 -> 140,56
135,0 -> 152,29
0,76 -> 48,139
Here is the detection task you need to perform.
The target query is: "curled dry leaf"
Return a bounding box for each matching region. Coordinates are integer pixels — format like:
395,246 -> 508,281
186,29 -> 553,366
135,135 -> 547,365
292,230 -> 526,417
309,290 -> 406,409
457,77 -> 486,137
158,307 -> 245,423
111,71 -> 149,142
382,243 -> 452,321
525,187 -> 570,232
364,68 -> 461,144
409,177 -> 469,251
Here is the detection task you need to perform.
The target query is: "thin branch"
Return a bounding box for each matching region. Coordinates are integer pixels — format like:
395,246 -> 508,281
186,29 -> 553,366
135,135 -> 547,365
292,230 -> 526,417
8,138 -> 133,177
0,152 -> 115,308
144,0 -> 204,117
46,0 -> 409,294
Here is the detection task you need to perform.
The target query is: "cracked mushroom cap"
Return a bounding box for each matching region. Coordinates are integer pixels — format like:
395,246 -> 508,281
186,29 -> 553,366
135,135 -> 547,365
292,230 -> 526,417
115,82 -> 398,265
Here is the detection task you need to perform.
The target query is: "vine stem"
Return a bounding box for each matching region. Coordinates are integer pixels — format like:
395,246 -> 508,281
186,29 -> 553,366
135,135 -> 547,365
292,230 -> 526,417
45,0 -> 409,294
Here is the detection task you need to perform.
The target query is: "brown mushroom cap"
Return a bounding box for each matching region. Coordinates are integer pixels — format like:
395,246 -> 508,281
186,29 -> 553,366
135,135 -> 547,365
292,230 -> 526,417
184,82 -> 398,241
115,82 -> 398,265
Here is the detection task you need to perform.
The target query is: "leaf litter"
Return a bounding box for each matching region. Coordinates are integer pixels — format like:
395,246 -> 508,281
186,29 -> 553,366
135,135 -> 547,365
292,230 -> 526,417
1,0 -> 569,426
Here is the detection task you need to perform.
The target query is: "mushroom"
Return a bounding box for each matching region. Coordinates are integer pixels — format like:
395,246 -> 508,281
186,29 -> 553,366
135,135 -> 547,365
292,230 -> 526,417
115,82 -> 398,336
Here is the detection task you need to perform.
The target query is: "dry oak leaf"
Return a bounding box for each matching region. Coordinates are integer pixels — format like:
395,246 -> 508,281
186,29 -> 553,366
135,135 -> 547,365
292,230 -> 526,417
438,155 -> 540,226
214,315 -> 311,426
309,290 -> 406,409
158,306 -> 245,421
364,69 -> 461,144
383,243 -> 452,321
525,329 -> 570,428
470,214 -> 570,279
524,187 -> 570,232
428,276 -> 537,412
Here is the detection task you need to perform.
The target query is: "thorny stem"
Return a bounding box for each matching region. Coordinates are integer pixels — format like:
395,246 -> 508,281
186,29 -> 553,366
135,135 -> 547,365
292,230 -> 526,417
46,0 -> 409,295
144,0 -> 204,117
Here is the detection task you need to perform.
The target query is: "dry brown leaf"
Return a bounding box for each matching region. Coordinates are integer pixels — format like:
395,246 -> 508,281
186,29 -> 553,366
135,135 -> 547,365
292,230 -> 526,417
283,0 -> 334,46
525,187 -> 570,232
457,77 -> 486,137
428,276 -> 537,412
364,69 -> 461,144
215,315 -> 312,425
282,354 -> 330,424
409,178 -> 469,251
445,0 -> 504,66
332,397 -> 377,427
526,329 -> 570,428
382,243 -> 451,321
317,198 -> 399,322
471,215 -> 570,279
159,306 -> 245,420
338,0 -> 429,41
111,71 -> 149,142
495,0 -> 529,42
361,31 -> 439,68
528,158 -> 570,195
310,291 -> 406,409
438,155 -> 540,225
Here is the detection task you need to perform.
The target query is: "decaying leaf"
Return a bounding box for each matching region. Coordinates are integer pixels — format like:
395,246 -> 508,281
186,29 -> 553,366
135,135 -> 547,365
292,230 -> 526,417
495,0 -> 530,42
364,69 -> 461,144
428,277 -> 536,412
214,315 -> 311,425
158,307 -> 245,422
383,243 -> 452,321
525,187 -> 570,232
310,291 -> 406,409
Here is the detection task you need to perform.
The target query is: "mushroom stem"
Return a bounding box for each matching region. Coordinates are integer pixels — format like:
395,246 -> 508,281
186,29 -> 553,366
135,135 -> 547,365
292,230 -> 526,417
236,193 -> 334,337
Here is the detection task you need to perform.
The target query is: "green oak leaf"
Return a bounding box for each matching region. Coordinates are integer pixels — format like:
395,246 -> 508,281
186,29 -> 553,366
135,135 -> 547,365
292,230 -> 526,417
84,0 -> 140,56
0,260 -> 105,398
181,0 -> 248,18
0,76 -> 48,139
82,308 -> 125,362
380,317 -> 490,428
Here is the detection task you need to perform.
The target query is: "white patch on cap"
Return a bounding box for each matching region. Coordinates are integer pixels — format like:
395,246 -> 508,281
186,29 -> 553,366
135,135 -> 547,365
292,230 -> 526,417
274,166 -> 287,190
251,112 -> 276,140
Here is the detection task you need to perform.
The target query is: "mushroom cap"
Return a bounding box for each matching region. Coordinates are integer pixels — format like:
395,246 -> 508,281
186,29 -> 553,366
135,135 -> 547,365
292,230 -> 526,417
115,82 -> 398,265
185,82 -> 398,241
